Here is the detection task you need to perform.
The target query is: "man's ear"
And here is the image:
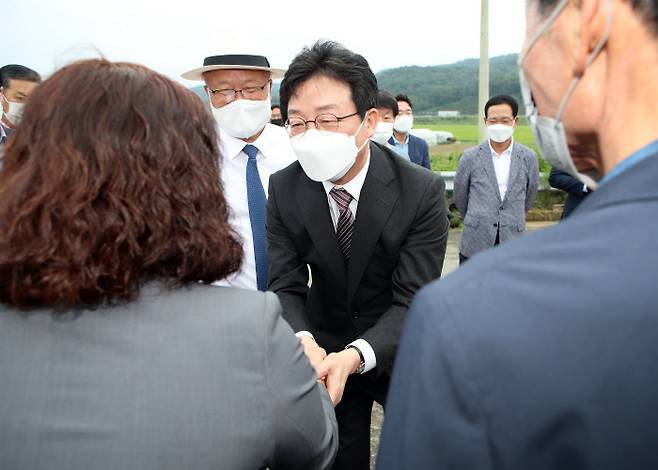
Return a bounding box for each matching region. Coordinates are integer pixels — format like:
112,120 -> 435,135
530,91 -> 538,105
364,108 -> 379,137
574,0 -> 609,77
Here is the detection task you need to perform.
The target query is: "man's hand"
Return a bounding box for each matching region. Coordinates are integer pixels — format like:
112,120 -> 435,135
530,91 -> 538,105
314,349 -> 361,405
299,335 -> 327,369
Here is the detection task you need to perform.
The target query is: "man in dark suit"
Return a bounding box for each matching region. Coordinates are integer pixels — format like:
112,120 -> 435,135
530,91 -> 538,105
269,40 -> 448,470
378,0 -> 658,468
549,167 -> 591,218
387,94 -> 431,169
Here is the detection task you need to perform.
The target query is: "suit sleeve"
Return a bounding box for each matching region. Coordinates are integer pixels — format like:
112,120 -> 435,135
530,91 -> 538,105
264,292 -> 338,470
453,153 -> 470,218
360,174 -> 449,373
549,168 -> 586,196
376,288 -> 492,469
525,151 -> 540,213
267,175 -> 310,333
421,139 -> 431,170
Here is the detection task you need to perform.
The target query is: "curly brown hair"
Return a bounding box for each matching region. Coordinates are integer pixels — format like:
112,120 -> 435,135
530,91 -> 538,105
0,59 -> 243,308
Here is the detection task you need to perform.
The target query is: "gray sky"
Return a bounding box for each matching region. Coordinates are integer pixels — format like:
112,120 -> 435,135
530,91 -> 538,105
2,0 -> 527,84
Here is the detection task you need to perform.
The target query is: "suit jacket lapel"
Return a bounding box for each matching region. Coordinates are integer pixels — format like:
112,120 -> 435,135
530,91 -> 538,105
347,144 -> 398,302
504,143 -> 522,203
480,143 -> 502,202
298,178 -> 347,284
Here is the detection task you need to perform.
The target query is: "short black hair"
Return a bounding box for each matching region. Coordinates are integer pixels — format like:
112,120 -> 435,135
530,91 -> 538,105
0,64 -> 42,89
485,94 -> 519,118
395,94 -> 413,109
271,104 -> 280,111
377,91 -> 399,117
279,40 -> 378,120
534,0 -> 658,34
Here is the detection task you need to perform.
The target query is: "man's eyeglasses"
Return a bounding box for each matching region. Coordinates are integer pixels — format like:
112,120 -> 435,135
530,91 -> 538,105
286,112 -> 359,136
485,117 -> 515,125
208,82 -> 269,102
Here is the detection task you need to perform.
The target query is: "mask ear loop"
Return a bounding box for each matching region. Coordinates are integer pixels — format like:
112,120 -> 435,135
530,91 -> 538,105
554,0 -> 613,122
354,110 -> 375,153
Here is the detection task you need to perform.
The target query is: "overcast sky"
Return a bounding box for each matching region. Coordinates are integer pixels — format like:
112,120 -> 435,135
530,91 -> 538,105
3,0 -> 527,85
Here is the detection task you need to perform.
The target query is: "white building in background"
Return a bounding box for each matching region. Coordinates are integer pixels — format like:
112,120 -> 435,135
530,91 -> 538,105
437,110 -> 461,118
410,129 -> 456,145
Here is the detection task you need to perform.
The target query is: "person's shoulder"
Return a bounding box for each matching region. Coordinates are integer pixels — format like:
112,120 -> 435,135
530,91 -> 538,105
142,283 -> 278,329
270,158 -> 303,186
409,134 -> 429,148
375,142 -> 438,182
514,141 -> 537,158
457,143 -> 483,167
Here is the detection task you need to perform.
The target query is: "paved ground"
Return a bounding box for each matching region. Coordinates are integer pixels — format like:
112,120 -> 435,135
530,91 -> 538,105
368,222 -> 556,468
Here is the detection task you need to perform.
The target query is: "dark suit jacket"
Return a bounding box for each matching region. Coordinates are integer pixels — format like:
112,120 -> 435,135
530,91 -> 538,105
267,142 -> 448,374
378,151 -> 658,470
0,284 -> 337,470
388,134 -> 431,170
549,167 -> 590,218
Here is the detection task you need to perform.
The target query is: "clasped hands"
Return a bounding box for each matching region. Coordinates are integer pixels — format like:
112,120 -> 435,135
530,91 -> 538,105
299,335 -> 361,406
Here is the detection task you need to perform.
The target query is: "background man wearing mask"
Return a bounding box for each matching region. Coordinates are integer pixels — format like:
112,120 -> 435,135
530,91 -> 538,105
371,91 -> 398,147
270,104 -> 284,126
182,55 -> 296,291
0,64 -> 41,146
268,41 -> 448,469
378,0 -> 658,468
387,94 -> 431,169
454,94 -> 539,263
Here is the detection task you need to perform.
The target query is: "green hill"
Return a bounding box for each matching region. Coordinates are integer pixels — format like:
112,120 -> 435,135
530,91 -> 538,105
191,54 -> 522,115
376,54 -> 521,115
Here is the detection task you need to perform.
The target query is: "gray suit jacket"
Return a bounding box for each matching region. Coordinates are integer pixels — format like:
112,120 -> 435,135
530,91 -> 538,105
0,283 -> 337,470
454,141 -> 539,258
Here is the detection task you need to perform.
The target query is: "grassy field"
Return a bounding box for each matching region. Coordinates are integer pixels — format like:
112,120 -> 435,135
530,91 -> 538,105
417,119 -> 551,173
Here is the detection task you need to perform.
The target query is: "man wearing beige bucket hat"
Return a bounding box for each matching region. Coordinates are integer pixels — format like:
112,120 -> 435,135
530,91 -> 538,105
182,55 -> 296,292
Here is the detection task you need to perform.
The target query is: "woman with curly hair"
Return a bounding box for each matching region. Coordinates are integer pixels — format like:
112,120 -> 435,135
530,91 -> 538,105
0,59 -> 336,470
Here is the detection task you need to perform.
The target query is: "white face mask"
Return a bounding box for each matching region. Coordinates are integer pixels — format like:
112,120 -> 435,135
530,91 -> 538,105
290,117 -> 369,182
371,121 -> 394,145
209,93 -> 272,140
1,94 -> 25,126
393,115 -> 413,134
518,0 -> 612,190
487,123 -> 514,143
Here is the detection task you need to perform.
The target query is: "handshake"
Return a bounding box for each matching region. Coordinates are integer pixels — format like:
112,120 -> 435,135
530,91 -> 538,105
299,336 -> 362,406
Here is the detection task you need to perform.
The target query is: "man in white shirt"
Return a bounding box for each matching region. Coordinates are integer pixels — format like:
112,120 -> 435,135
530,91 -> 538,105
182,55 -> 296,290
454,94 -> 539,263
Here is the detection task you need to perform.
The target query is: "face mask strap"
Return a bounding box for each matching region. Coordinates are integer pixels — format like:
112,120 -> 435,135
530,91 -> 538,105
555,0 -> 613,122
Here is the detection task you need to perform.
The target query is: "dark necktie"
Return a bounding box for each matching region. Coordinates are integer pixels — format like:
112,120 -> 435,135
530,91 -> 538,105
243,144 -> 268,291
329,187 -> 354,261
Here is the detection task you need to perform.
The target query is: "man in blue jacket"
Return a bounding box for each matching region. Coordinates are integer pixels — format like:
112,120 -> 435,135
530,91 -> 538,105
549,167 -> 591,218
379,0 -> 658,468
387,94 -> 431,169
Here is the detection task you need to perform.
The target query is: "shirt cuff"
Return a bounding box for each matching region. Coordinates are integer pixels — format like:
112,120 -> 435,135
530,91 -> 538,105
295,331 -> 315,340
348,339 -> 377,373
583,184 -> 588,193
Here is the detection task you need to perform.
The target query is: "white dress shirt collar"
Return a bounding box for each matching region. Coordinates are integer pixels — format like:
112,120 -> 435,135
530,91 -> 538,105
218,123 -> 282,161
488,138 -> 514,158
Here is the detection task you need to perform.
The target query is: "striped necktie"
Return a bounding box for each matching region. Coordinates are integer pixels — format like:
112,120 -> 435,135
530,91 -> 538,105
329,187 -> 354,261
